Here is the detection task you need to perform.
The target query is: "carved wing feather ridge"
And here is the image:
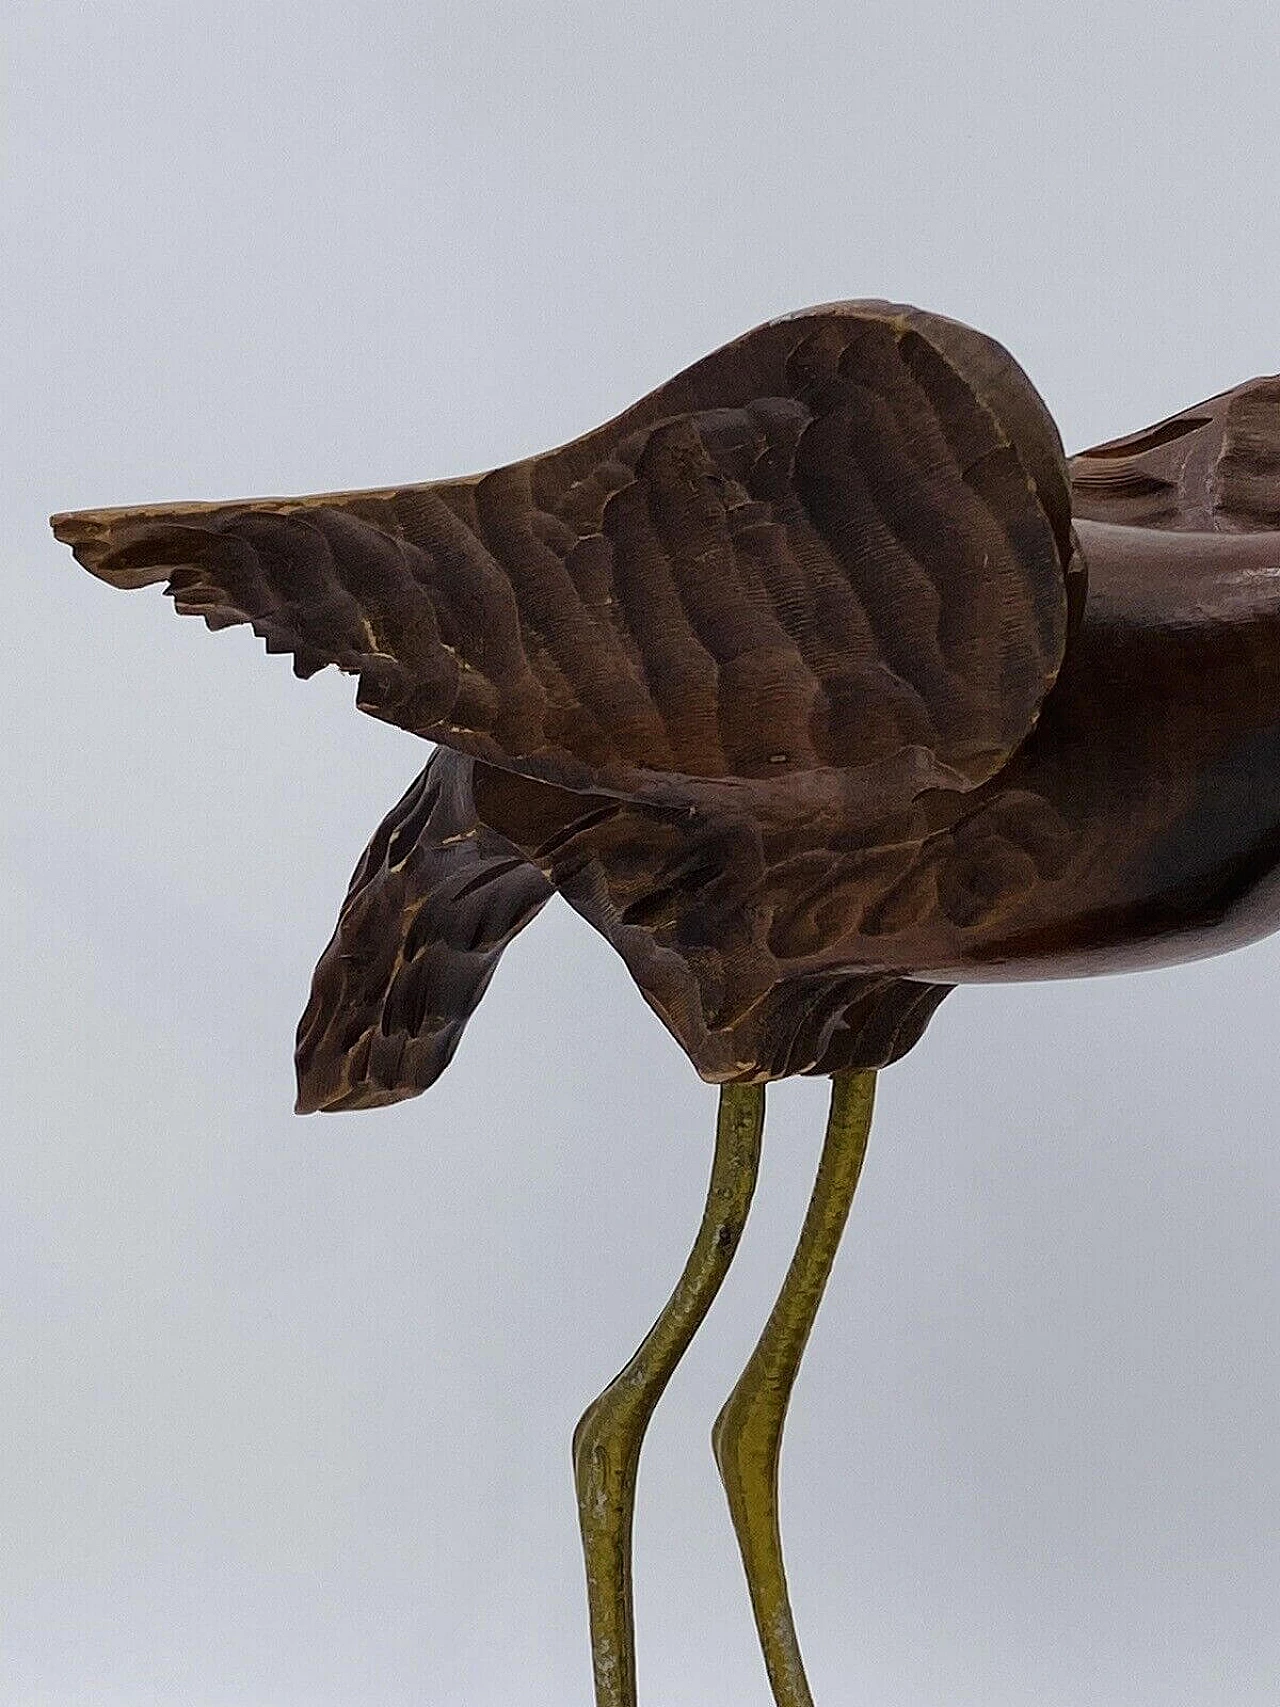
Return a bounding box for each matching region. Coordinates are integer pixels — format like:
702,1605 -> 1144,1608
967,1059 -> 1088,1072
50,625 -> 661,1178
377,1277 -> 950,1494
53,301 -> 1076,818
294,749 -> 553,1113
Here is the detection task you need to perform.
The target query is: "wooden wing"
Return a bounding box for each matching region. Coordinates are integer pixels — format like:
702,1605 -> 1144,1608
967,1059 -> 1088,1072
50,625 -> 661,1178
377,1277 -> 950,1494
1071,374 -> 1280,532
54,301 -> 1078,817
294,748 -> 552,1112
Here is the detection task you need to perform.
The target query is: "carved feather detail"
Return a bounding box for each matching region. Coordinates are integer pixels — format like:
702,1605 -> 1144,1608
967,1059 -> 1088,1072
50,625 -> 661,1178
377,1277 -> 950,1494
295,750 -> 552,1112
53,302 -> 1073,807
53,301 -> 1091,1091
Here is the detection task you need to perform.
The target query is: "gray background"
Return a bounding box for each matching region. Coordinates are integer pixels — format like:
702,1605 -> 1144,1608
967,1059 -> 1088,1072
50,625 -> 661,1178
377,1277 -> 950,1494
5,2 -> 1280,1702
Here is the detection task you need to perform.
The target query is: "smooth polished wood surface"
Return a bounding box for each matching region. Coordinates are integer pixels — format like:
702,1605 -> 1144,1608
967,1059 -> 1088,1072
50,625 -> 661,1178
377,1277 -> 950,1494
51,305 -> 1280,1104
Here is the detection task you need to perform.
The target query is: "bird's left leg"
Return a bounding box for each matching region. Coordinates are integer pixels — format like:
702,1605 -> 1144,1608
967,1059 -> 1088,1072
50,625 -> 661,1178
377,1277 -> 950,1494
712,1069 -> 877,1707
573,1082 -> 766,1707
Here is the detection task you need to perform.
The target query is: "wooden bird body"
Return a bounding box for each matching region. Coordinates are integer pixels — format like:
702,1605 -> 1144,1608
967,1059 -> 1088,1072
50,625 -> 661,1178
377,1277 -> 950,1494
51,302 -> 1280,1707
51,305 -> 1280,1099
925,509 -> 1280,983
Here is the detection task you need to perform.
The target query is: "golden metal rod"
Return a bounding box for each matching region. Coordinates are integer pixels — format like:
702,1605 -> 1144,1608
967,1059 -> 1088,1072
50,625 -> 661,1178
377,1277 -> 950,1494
712,1070 -> 877,1707
572,1082 -> 766,1707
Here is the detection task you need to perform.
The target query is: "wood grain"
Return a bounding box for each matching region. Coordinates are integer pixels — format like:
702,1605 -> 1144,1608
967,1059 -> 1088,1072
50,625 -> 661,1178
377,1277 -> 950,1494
53,306 -> 1280,1100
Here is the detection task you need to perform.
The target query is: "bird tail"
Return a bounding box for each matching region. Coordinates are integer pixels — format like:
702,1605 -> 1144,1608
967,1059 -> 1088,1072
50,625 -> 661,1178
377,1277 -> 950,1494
294,747 -> 553,1113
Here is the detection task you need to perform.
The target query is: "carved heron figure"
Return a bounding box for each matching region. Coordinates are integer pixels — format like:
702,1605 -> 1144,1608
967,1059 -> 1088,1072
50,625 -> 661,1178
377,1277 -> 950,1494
52,301 -> 1280,1706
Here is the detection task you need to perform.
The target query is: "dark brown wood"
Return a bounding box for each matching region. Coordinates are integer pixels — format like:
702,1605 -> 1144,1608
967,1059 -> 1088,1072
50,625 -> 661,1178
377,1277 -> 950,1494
293,752 -> 553,1111
50,304 -> 1280,1105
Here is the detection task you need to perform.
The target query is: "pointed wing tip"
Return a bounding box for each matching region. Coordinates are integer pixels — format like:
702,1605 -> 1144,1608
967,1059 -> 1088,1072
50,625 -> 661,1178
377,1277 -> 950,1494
50,507 -> 107,571
50,505 -> 181,588
51,501 -> 162,546
50,494 -> 290,584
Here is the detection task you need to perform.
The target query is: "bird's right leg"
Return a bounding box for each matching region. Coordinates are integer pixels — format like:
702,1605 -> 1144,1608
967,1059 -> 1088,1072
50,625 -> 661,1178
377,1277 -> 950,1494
712,1069 -> 877,1707
573,1082 -> 766,1707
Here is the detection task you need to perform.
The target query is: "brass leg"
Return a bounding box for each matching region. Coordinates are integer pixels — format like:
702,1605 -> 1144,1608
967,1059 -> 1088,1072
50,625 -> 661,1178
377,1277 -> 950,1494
712,1070 -> 877,1707
573,1083 -> 766,1707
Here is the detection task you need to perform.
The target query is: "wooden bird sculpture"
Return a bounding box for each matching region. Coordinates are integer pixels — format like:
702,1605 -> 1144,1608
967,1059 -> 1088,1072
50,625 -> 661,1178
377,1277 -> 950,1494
51,301 -> 1280,1707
